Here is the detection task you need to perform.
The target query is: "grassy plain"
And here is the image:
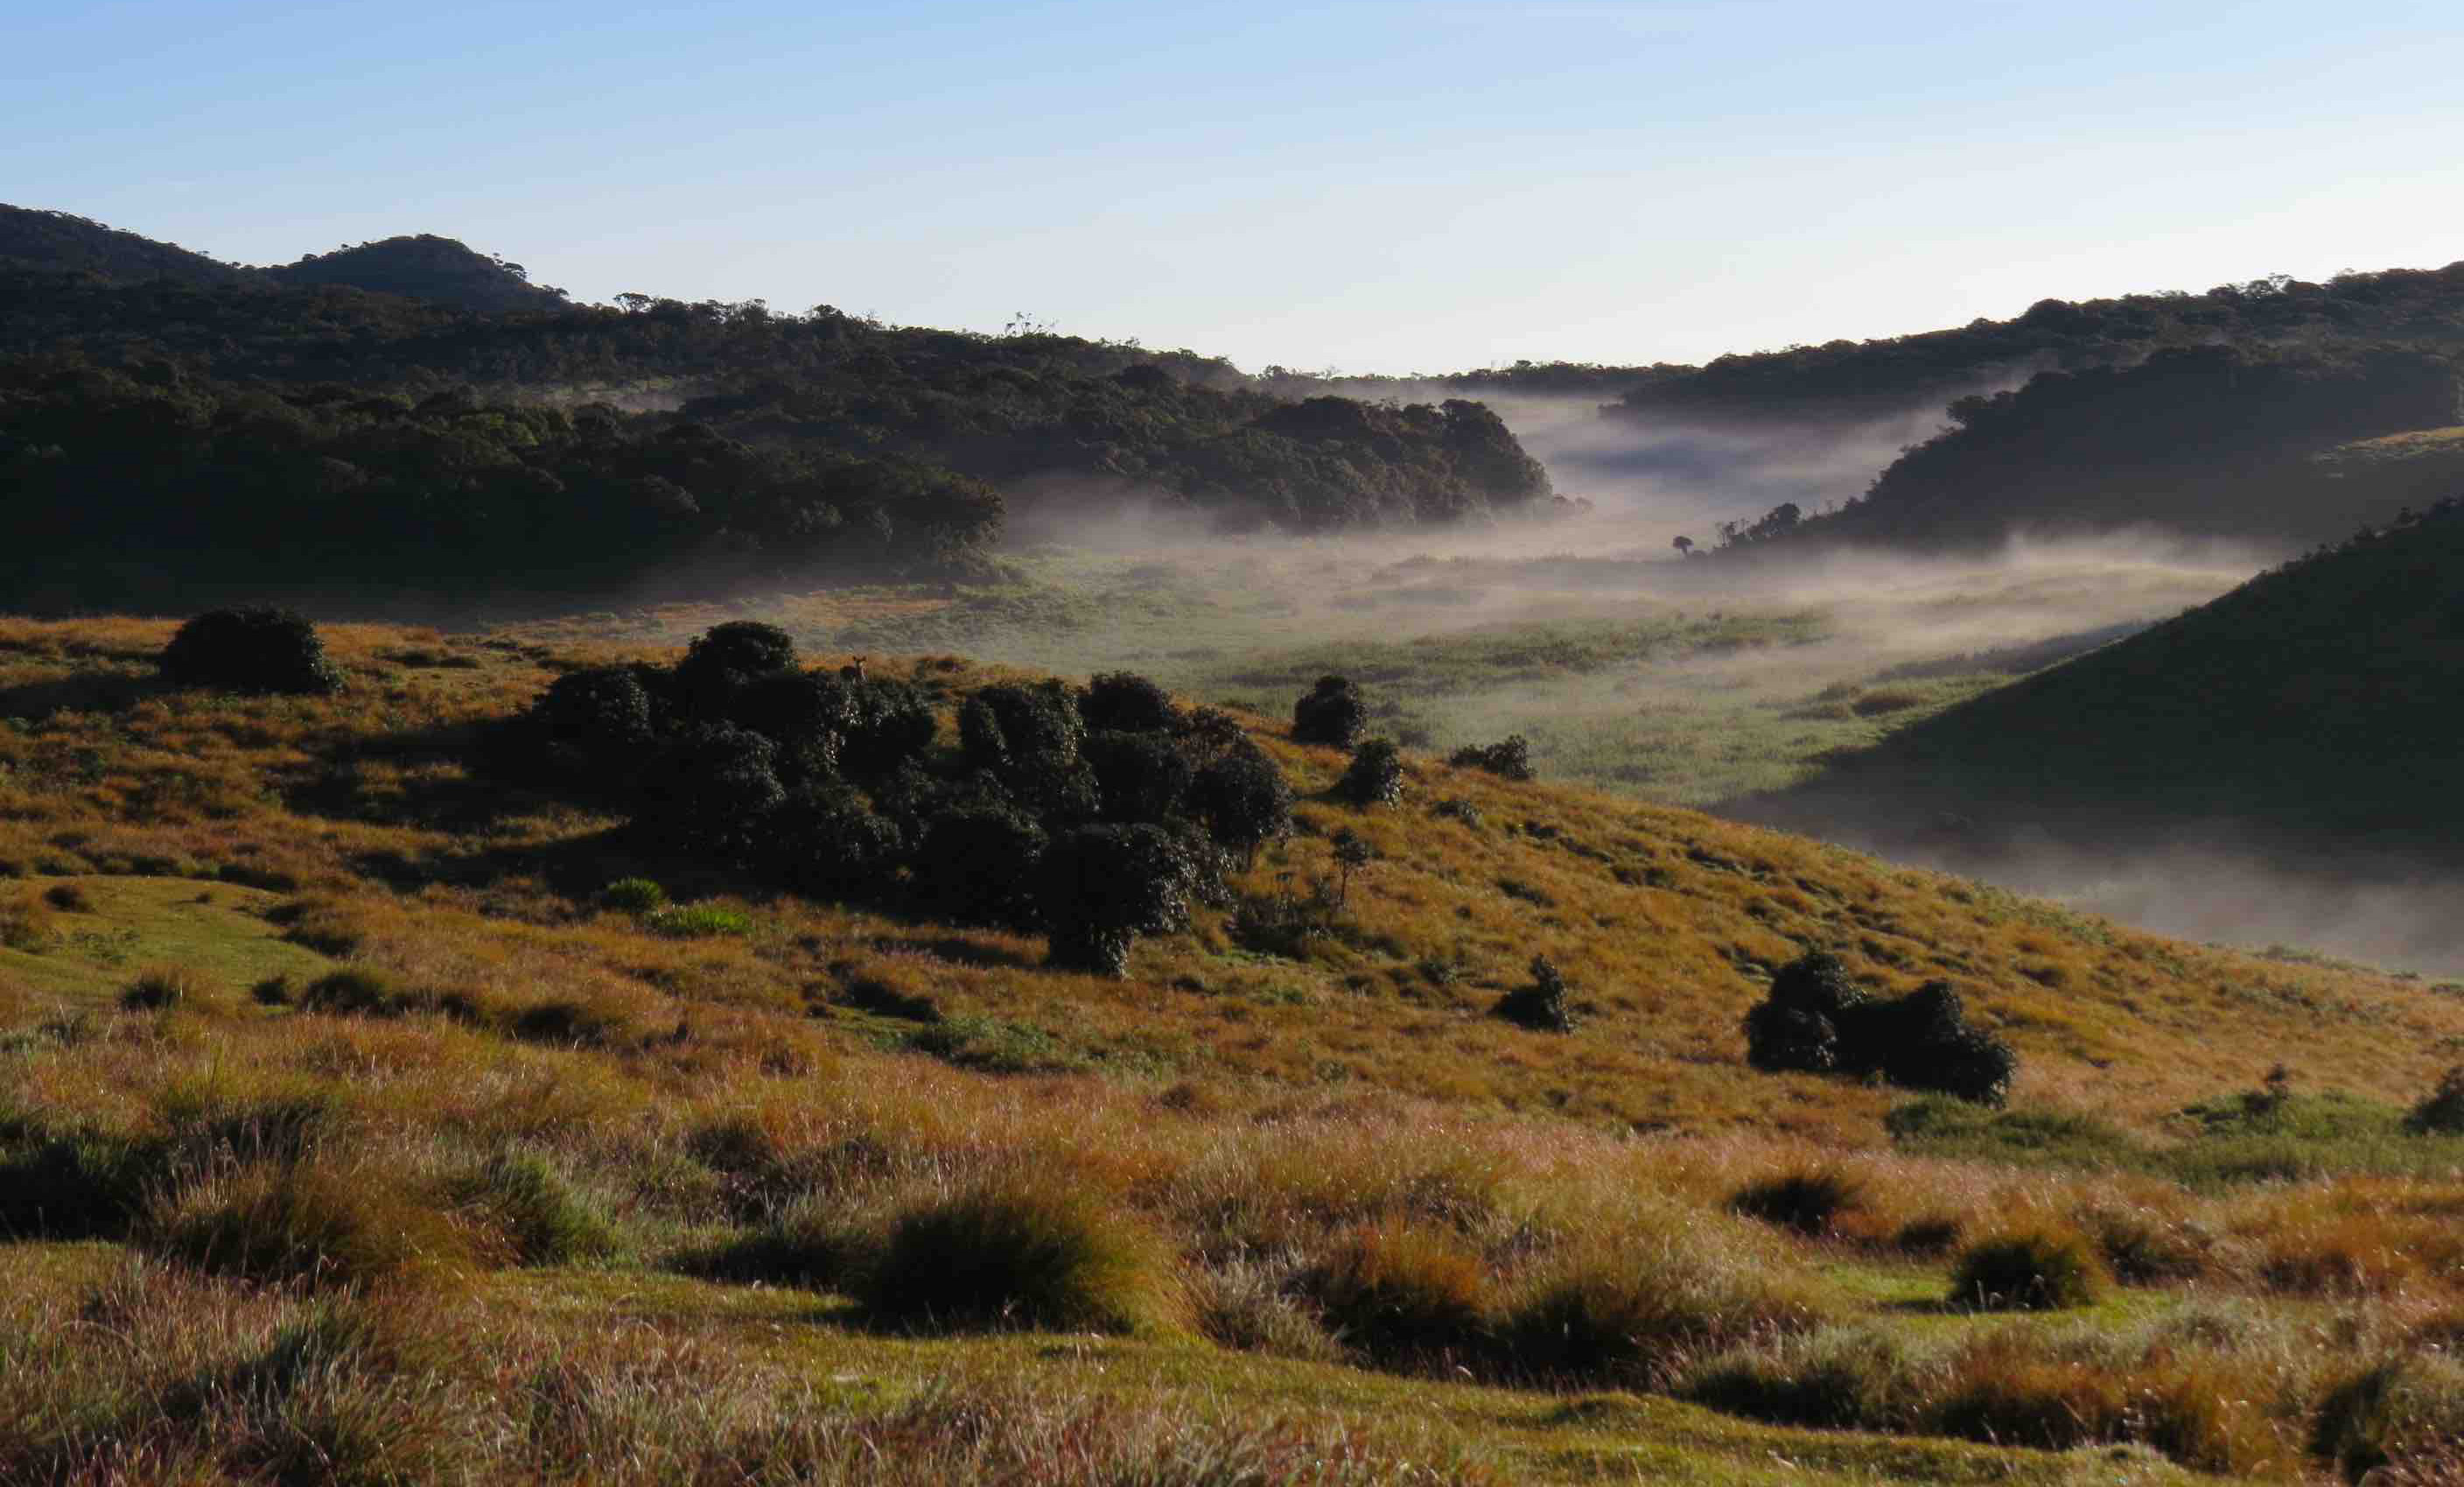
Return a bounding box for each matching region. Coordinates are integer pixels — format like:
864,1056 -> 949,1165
9,614 -> 2464,1482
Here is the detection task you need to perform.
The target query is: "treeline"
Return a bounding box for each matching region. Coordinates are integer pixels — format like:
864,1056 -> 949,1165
1724,344 -> 2460,552
0,266 -> 1550,591
0,359 -> 1004,611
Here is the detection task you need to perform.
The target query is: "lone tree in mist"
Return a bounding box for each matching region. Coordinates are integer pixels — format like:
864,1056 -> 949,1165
1672,535 -> 1695,557
1292,676 -> 1368,747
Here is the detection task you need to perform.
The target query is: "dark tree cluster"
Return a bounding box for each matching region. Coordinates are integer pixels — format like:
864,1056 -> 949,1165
1448,734 -> 1535,782
1292,676 -> 1368,747
1338,739 -> 1405,807
492,628 -> 1294,978
1743,951 -> 2016,1105
158,607 -> 344,696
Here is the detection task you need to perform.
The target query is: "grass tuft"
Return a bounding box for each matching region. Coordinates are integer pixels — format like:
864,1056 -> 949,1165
1729,1168 -> 1864,1238
1946,1225 -> 2107,1311
145,1158 -> 490,1289
857,1179 -> 1179,1336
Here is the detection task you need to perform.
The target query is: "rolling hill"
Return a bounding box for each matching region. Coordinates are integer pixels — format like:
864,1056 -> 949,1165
9,614 -> 2464,1481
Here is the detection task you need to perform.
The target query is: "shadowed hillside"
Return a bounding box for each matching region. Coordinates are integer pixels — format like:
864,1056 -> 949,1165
0,205 -> 256,286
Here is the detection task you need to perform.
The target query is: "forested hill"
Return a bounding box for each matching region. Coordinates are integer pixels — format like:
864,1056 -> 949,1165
0,207 -> 562,313
0,210 -> 1555,614
1315,262 -> 2464,422
1726,342 -> 2462,552
1735,496 -> 2464,858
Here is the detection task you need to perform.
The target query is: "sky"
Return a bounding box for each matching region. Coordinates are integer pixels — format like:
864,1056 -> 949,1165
8,0 -> 2462,374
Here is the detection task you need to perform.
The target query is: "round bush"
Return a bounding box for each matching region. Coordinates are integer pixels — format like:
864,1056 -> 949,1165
1080,671 -> 1180,733
1292,676 -> 1368,747
159,607 -> 343,696
1338,738 -> 1404,806
959,681 -> 1085,773
1082,730 -> 1194,824
1948,1226 -> 2107,1311
1189,747 -> 1292,868
633,724 -> 787,857
767,783 -> 905,900
910,803 -> 1047,929
1448,734 -> 1535,781
858,1182 -> 1172,1335
526,665 -> 660,789
674,621 -> 797,719
1493,956 -> 1574,1032
1040,824 -> 1200,978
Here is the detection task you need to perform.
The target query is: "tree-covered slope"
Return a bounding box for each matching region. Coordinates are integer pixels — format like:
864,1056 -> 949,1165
0,205 -> 257,287
261,233 -> 573,312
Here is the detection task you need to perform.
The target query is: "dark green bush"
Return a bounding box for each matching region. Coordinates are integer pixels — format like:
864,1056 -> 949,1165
1081,730 -> 1194,824
1292,676 -> 1368,747
1449,734 -> 1535,781
766,783 -> 905,899
1040,824 -> 1201,978
911,803 -> 1048,929
1080,671 -> 1180,733
1338,738 -> 1404,806
526,665 -> 658,789
2405,1066 -> 2464,1134
673,620 -> 796,719
1189,746 -> 1292,868
159,607 -> 343,696
1745,955 -> 2014,1105
959,681 -> 1085,773
1493,955 -> 1574,1032
632,723 -> 787,858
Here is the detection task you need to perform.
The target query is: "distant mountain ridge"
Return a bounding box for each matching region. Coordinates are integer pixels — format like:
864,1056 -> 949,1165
0,205 -> 562,313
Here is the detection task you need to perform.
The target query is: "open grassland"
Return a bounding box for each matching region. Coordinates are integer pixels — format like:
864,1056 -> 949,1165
10,615 -> 2464,1482
486,527 -> 2251,809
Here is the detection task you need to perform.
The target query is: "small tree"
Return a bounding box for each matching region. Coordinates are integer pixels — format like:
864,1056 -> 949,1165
1188,747 -> 1293,868
1671,535 -> 1695,557
1292,676 -> 1368,747
1338,738 -> 1404,807
1329,827 -> 1376,906
674,621 -> 797,719
1494,955 -> 1575,1032
1040,824 -> 1200,978
1082,730 -> 1194,824
160,607 -> 344,696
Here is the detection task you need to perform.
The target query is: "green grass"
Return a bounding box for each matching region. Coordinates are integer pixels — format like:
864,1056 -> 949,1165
0,876 -> 333,1000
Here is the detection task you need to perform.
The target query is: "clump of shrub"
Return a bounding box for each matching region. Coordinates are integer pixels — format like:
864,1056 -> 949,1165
1188,746 -> 1293,868
1,887 -> 60,952
599,876 -> 668,913
1432,797 -> 1483,828
145,1159 -> 485,1289
1080,671 -> 1181,733
2313,1353 -> 2464,1483
121,964 -> 206,1011
159,607 -> 345,695
640,903 -> 754,938
1338,738 -> 1404,806
2405,1065 -> 2464,1134
1040,824 -> 1205,978
1500,1229 -> 1830,1388
856,1181 -> 1176,1336
1300,1223 -> 1490,1367
1743,952 -> 2016,1105
456,1150 -> 620,1266
1731,1168 -> 1865,1238
1448,735 -> 1535,781
1947,1225 -> 2107,1310
1493,955 -> 1575,1032
1292,676 -> 1368,747
1194,1253 -> 1346,1364
41,881 -> 92,912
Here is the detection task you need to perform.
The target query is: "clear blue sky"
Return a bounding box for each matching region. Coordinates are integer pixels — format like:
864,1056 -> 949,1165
9,0 -> 2460,372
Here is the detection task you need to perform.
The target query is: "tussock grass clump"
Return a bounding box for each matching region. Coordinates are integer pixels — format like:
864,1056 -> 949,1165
2258,1216 -> 2423,1297
298,966 -> 421,1017
2315,1353 -> 2464,1482
0,1126 -> 151,1238
1730,1168 -> 1865,1238
145,1158 -> 489,1289
640,903 -> 754,938
690,1193 -> 873,1289
121,963 -> 208,1011
2076,1202 -> 2214,1283
1947,1226 -> 2107,1310
1301,1223 -> 1491,1367
1193,1252 -> 1346,1364
2405,1065 -> 2464,1134
600,876 -> 668,914
0,887 -> 60,952
1497,1226 -> 1830,1388
857,1180 -> 1178,1336
457,1150 -> 620,1266
40,881 -> 93,912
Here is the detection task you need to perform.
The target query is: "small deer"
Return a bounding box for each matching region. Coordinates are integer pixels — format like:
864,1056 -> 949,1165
839,655 -> 868,682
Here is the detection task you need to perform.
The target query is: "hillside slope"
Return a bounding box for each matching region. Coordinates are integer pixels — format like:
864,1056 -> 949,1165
262,233 -> 571,311
13,615 -> 2464,1483
0,204 -> 256,286
1732,496 -> 2464,866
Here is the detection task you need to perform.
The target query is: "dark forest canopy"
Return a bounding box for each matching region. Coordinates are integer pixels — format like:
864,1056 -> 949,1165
1736,343 -> 2460,552
1306,263 -> 2464,424
0,208 -> 1554,612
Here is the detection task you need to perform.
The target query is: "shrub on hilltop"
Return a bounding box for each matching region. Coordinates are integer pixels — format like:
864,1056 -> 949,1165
1080,671 -> 1180,733
159,607 -> 343,696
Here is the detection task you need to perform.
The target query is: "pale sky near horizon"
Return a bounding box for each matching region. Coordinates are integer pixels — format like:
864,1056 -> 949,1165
9,0 -> 2461,374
